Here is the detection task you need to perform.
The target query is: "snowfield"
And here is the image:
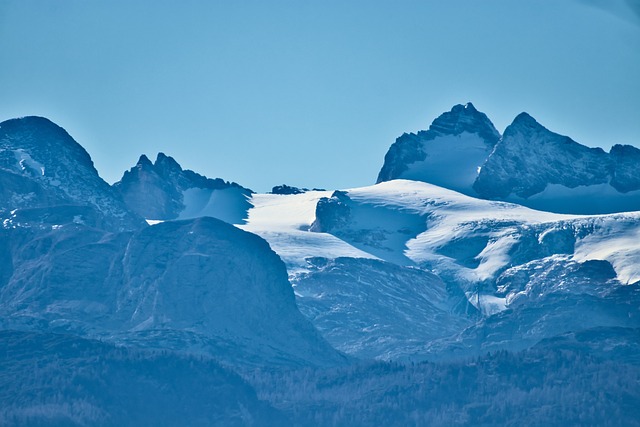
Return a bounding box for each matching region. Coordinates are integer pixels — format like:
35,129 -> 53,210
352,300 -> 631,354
238,179 -> 640,359
243,179 -> 639,293
240,191 -> 378,273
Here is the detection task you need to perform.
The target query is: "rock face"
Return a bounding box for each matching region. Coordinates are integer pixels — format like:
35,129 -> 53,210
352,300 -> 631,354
610,144 -> 640,193
114,153 -> 252,224
271,184 -> 307,195
474,113 -> 611,198
377,105 -> 640,214
293,257 -> 477,360
0,218 -> 345,365
472,114 -> 640,214
0,117 -> 144,231
0,215 -> 344,367
114,217 -> 346,366
376,103 -> 501,194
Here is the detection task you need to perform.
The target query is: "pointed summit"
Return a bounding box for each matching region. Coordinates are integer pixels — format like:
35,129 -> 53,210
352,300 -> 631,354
512,111 -> 535,122
428,103 -> 501,143
473,113 -> 610,201
376,103 -> 500,194
113,153 -> 253,223
508,112 -> 541,131
155,152 -> 183,173
136,154 -> 153,167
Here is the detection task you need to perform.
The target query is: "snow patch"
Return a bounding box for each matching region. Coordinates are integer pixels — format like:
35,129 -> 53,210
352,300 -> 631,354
13,149 -> 45,176
178,187 -> 251,224
399,132 -> 491,195
508,183 -> 640,215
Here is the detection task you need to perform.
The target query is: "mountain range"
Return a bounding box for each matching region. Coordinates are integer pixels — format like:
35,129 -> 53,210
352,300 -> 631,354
1,108 -> 639,426
378,103 -> 640,214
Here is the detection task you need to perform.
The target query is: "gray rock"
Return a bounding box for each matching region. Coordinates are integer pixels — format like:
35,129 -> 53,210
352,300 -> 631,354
114,152 -> 252,224
0,117 -> 144,231
473,113 -> 610,199
377,103 -> 500,185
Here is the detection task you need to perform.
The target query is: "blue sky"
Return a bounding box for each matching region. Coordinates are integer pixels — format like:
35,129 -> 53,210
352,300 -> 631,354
1,0 -> 639,192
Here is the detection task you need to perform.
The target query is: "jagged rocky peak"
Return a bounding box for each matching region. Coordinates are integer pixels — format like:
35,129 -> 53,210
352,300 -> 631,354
428,102 -> 501,143
126,152 -> 182,178
114,152 -> 253,224
0,116 -> 144,231
114,153 -> 180,220
376,105 -> 640,214
473,112 -> 610,200
376,103 -> 501,194
310,190 -> 352,233
154,151 -> 183,173
136,153 -> 153,167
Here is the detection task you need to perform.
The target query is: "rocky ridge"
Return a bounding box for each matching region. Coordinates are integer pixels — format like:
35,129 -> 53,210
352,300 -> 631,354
114,152 -> 252,224
377,105 -> 640,214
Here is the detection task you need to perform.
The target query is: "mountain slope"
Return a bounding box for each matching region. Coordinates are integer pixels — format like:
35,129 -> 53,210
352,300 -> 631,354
377,103 -> 500,195
474,113 -> 640,214
377,105 -> 640,214
114,153 -> 252,224
0,215 -> 345,367
114,217 -> 346,367
242,179 -> 640,360
0,117 -> 144,231
294,257 -> 477,359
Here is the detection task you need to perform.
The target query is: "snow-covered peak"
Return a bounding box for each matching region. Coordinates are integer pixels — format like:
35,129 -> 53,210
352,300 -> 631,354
376,106 -> 640,214
241,178 -> 640,359
376,103 -> 501,194
471,112 -> 637,213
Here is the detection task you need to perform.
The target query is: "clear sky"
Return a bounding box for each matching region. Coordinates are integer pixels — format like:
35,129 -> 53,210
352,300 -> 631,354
1,0 -> 639,192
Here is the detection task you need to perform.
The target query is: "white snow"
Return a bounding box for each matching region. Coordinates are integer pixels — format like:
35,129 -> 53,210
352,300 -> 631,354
242,180 -> 572,273
13,149 -> 45,176
178,187 -> 251,224
399,132 -> 491,195
508,183 -> 640,215
573,215 -> 640,285
243,191 -> 331,230
467,293 -> 508,316
240,192 -> 378,272
240,179 -> 640,312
